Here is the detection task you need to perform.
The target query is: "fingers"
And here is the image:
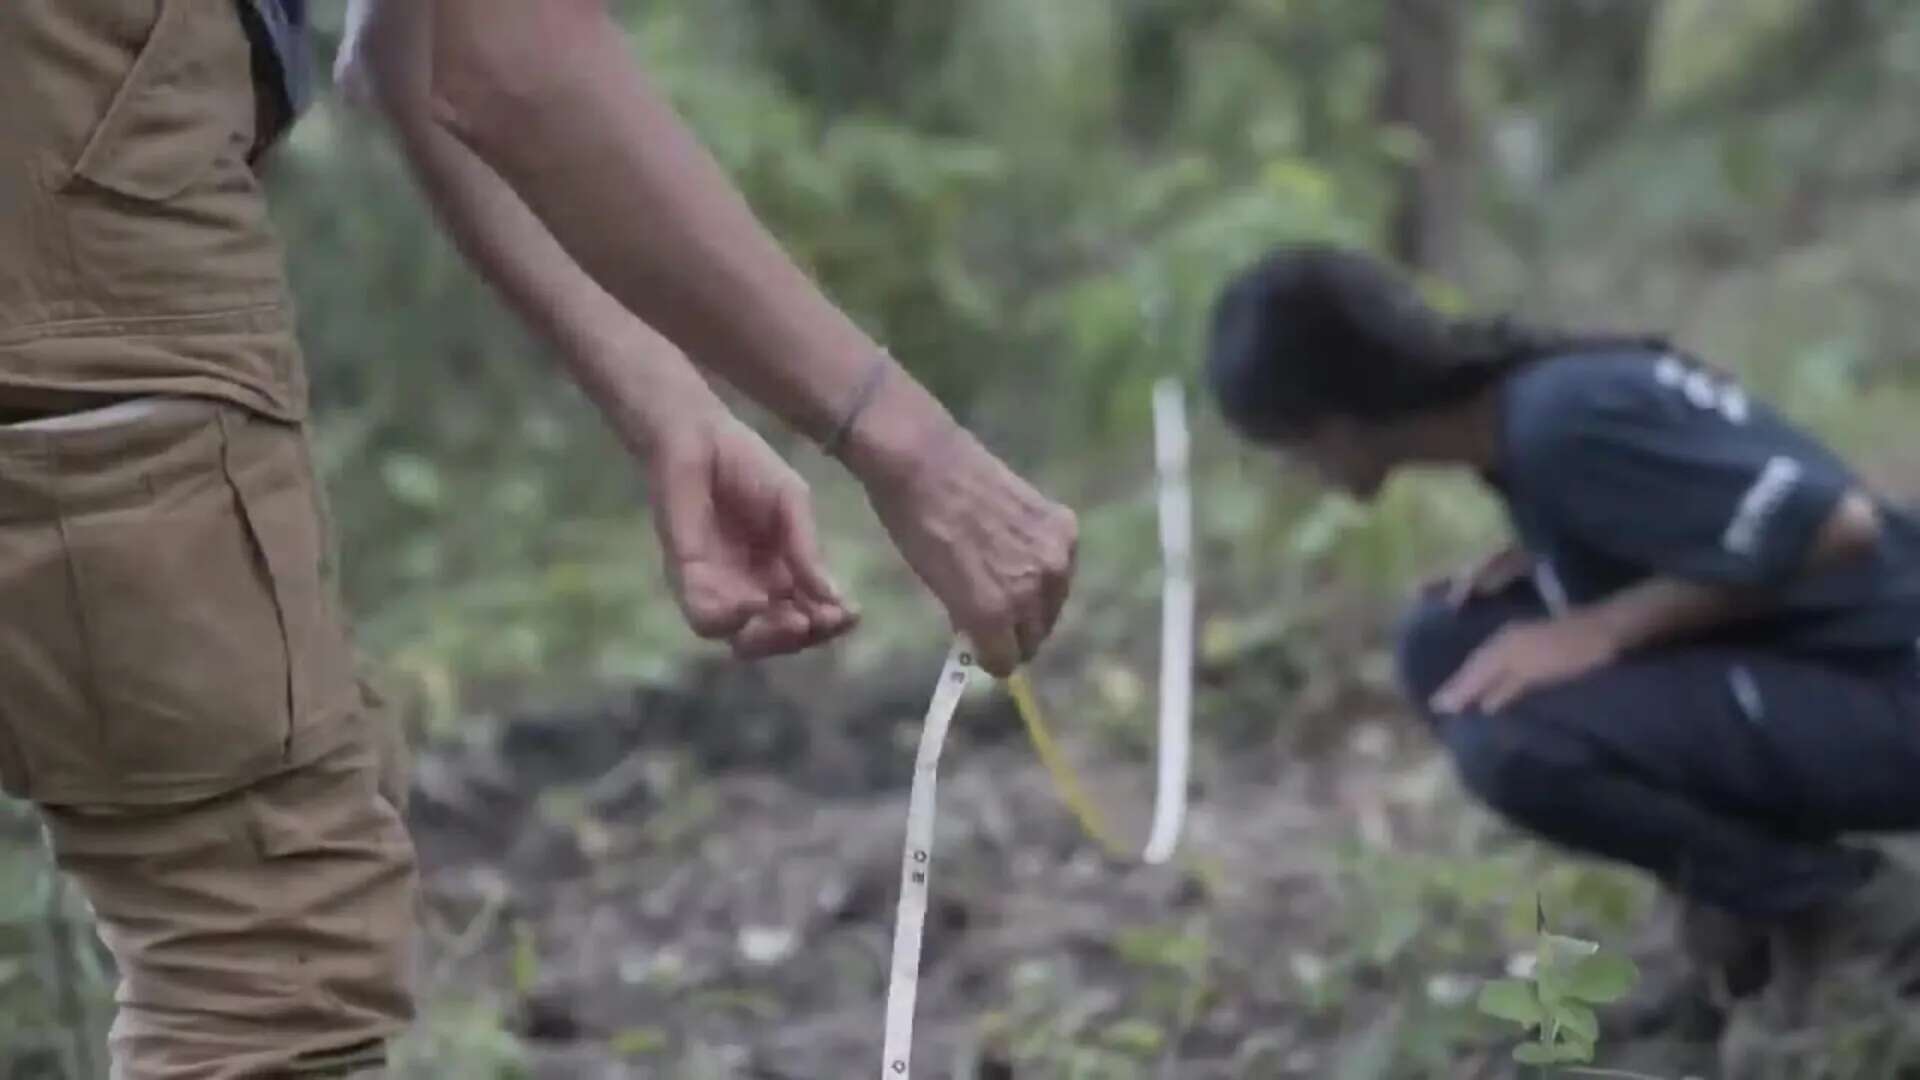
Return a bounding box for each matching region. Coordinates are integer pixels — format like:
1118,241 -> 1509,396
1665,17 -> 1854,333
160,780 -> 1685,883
732,480 -> 859,659
1012,616 -> 1039,669
1035,508 -> 1077,649
726,570 -> 857,661
732,512 -> 856,659
814,603 -> 860,643
1480,670 -> 1531,714
982,519 -> 1077,675
726,598 -> 860,660
1002,504 -> 1080,669
1432,638 -> 1506,715
670,558 -> 765,642
775,483 -> 845,608
1431,671 -> 1473,716
770,489 -> 860,643
649,416 -> 868,659
730,606 -> 812,660
651,450 -> 769,640
969,622 -> 1024,679
1433,626 -> 1553,714
787,589 -> 860,649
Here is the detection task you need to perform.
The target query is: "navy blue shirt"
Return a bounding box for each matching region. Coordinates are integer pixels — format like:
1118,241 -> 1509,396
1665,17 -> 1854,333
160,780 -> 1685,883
1496,351 -> 1920,657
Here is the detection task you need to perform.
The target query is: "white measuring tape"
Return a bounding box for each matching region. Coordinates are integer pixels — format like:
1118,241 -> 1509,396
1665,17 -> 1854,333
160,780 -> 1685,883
880,640 -> 974,1078
879,380 -> 1195,1076
1145,378 -> 1193,865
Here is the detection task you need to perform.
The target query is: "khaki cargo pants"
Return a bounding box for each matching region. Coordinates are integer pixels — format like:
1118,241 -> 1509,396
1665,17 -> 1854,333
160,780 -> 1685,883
3,0 -> 418,1073
0,400 -> 416,1078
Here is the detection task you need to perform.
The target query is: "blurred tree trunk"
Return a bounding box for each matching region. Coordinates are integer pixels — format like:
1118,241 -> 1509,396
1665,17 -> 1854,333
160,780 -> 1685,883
1524,0 -> 1657,175
1379,0 -> 1469,276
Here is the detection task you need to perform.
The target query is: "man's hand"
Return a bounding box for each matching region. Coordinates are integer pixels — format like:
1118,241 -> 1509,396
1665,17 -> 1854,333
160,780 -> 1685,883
1440,544 -> 1533,608
862,427 -> 1077,678
1432,613 -> 1621,715
648,411 -> 856,660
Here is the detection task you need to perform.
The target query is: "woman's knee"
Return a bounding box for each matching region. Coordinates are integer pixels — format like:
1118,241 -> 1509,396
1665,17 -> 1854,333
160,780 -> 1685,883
1394,582 -> 1545,709
1394,596 -> 1477,705
1441,712 -> 1561,818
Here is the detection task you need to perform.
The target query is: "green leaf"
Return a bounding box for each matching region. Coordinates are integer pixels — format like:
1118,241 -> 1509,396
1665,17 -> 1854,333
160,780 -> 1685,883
1477,979 -> 1543,1027
1648,0 -> 1812,107
1114,926 -> 1209,972
1335,1012 -> 1400,1080
1548,1038 -> 1594,1064
1288,494 -> 1367,562
610,1027 -> 669,1057
380,453 -> 444,510
1565,952 -> 1640,1004
1540,933 -> 1601,960
510,920 -> 540,994
1507,894 -> 1543,940
1513,1041 -> 1559,1066
1552,1001 -> 1600,1043
1099,1018 -> 1166,1058
1371,900 -> 1423,965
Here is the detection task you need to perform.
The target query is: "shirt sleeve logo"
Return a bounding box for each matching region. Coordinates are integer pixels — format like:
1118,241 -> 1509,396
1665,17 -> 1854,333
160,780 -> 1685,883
1655,355 -> 1750,424
1723,456 -> 1804,557
1532,559 -> 1572,616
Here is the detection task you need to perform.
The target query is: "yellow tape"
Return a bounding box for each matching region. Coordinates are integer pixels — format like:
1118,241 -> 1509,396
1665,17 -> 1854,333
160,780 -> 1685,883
1005,670 -> 1129,859
1005,670 -> 1228,895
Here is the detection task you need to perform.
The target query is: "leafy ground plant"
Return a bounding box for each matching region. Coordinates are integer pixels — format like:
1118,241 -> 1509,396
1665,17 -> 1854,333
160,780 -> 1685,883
1477,899 -> 1651,1076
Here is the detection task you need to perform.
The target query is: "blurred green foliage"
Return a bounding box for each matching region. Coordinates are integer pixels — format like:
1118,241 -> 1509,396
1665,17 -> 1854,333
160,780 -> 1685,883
273,0 -> 1420,721
259,0 -> 1920,721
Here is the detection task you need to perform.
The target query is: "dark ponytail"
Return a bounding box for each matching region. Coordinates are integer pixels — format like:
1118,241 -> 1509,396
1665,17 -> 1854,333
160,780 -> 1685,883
1206,246 -> 1673,442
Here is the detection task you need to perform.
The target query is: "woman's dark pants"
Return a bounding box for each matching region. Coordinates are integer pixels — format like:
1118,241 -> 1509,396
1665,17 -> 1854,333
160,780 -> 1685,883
1396,582 -> 1920,919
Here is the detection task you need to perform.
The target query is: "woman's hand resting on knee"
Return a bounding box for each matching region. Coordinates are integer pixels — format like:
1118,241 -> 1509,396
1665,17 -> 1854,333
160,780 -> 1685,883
1431,611 -> 1622,715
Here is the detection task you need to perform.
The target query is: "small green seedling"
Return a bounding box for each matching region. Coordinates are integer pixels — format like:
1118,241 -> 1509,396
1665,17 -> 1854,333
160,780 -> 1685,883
1477,898 -> 1642,1072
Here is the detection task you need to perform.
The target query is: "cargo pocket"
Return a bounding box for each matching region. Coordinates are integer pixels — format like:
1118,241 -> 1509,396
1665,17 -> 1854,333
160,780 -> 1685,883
54,0 -> 278,312
59,408 -> 355,800
61,0 -> 234,204
0,492 -> 110,801
218,410 -> 361,758
61,422 -> 291,797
